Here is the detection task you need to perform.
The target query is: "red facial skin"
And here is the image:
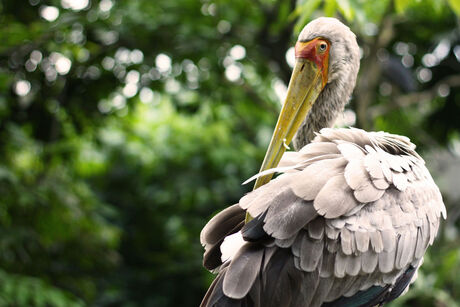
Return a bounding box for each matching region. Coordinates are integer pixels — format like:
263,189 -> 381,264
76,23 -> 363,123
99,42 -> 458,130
294,38 -> 330,87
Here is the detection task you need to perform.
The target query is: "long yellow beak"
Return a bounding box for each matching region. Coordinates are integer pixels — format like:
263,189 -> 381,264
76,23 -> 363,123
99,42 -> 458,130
245,58 -> 325,222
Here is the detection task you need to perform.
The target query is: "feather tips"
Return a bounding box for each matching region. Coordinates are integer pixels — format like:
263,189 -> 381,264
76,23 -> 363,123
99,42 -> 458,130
314,175 -> 357,218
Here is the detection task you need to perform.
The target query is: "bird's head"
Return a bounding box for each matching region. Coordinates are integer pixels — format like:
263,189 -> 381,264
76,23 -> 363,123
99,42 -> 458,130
254,17 -> 360,189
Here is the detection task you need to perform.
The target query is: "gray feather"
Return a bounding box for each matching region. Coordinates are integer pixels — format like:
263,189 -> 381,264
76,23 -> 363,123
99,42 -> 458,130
345,158 -> 385,203
337,142 -> 365,161
380,228 -> 396,252
299,141 -> 340,155
223,244 -> 264,299
325,224 -> 340,240
201,204 -> 245,245
294,267 -> 321,306
344,159 -> 368,190
395,230 -> 410,269
334,251 -> 347,278
355,230 -> 370,253
414,227 -> 425,259
345,254 -> 361,276
290,157 -> 347,201
378,248 -> 396,273
361,250 -> 378,273
275,236 -> 297,248
326,238 -> 339,253
240,177 -> 291,217
299,236 -> 324,271
327,275 -> 356,301
380,160 -> 393,183
308,217 -> 325,240
314,174 -> 357,218
263,246 -> 277,271
354,187 -> 385,204
263,190 -> 317,240
364,153 -> 384,179
320,250 -> 335,278
310,277 -> 334,306
370,231 -> 384,253
340,228 -> 353,255
372,177 -> 390,190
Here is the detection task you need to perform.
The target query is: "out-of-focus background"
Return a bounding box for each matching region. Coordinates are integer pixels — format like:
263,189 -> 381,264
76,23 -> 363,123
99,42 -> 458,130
1,0 -> 460,306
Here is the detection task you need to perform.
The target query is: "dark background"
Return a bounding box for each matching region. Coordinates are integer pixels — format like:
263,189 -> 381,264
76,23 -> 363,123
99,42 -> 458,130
0,0 -> 460,306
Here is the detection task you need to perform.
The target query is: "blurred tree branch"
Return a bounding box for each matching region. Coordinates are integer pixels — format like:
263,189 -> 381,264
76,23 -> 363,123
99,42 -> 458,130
354,6 -> 395,130
370,74 -> 460,117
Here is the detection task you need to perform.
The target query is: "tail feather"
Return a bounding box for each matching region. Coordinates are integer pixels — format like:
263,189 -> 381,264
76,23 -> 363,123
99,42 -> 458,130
201,265 -> 254,307
201,204 -> 246,246
223,244 -> 264,299
201,204 -> 246,270
202,247 -> 307,307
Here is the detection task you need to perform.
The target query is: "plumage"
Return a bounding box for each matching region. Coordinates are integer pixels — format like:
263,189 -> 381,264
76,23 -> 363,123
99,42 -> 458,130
201,17 -> 446,307
361,250 -> 378,273
299,235 -> 324,271
337,142 -> 365,161
314,174 -> 357,218
290,157 -> 347,201
201,204 -> 246,270
380,228 -> 396,252
308,217 -> 325,240
355,230 -> 370,253
334,251 -> 347,278
223,244 -> 264,299
345,254 -> 361,276
263,194 -> 316,240
370,230 -> 384,253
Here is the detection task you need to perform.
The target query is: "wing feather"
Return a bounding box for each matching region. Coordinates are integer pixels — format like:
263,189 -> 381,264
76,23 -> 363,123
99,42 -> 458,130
299,235 -> 324,271
314,175 -> 357,218
223,244 -> 264,299
263,191 -> 317,240
290,157 -> 347,201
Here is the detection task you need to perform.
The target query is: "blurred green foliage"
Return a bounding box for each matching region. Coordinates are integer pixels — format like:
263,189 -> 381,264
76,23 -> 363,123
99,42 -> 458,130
0,0 -> 460,306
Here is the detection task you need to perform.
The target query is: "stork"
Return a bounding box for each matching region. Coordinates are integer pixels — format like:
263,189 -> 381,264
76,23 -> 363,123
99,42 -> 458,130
200,17 -> 446,307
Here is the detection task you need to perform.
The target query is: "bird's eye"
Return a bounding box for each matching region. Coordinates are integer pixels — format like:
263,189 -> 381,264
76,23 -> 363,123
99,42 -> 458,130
318,42 -> 327,52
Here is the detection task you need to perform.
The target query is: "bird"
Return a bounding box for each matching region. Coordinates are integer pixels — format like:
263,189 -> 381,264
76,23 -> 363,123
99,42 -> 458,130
199,17 -> 446,307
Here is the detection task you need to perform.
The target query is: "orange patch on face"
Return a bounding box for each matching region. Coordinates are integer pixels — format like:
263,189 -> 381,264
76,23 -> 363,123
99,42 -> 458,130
295,38 -> 330,86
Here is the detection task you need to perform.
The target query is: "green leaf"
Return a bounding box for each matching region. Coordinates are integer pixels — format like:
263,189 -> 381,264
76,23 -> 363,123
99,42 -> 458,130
324,0 -> 338,16
292,0 -> 322,31
336,0 -> 355,21
395,0 -> 411,14
447,0 -> 460,16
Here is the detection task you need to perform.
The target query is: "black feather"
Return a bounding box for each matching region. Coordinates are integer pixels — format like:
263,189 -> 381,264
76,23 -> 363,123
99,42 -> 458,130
322,266 -> 416,307
203,204 -> 246,245
260,248 -> 305,307
385,266 -> 416,302
322,285 -> 390,307
241,211 -> 270,242
203,220 -> 245,270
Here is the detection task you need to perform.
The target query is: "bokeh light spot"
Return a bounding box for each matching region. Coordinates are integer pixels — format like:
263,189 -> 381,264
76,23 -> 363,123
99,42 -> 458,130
61,0 -> 89,11
40,6 -> 59,21
14,80 -> 31,96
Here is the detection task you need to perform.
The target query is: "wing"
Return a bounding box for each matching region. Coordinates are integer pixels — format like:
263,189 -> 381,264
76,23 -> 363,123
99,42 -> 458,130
201,128 -> 446,307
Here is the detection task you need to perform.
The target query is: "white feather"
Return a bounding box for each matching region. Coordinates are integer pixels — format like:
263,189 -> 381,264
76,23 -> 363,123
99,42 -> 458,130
220,231 -> 246,262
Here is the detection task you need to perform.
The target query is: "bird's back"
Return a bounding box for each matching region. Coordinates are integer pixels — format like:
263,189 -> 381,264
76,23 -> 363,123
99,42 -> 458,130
200,128 -> 446,307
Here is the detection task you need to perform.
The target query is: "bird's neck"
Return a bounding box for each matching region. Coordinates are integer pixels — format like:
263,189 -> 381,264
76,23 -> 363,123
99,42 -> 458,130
292,77 -> 355,150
